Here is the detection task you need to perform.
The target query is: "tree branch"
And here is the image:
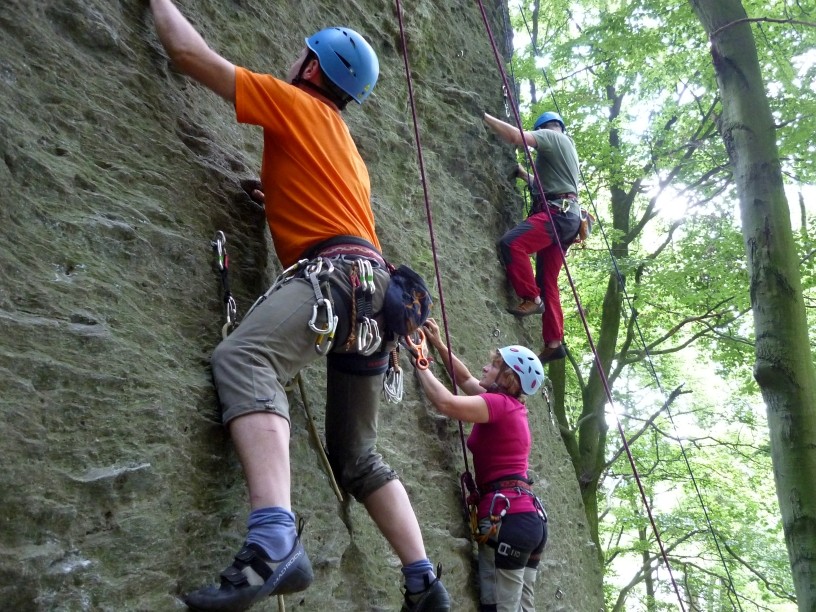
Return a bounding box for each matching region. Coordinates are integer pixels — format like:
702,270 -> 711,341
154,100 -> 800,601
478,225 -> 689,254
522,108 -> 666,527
710,17 -> 816,38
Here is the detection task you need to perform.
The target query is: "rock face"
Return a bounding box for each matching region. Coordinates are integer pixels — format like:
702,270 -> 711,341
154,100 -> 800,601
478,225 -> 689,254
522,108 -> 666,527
0,1 -> 602,610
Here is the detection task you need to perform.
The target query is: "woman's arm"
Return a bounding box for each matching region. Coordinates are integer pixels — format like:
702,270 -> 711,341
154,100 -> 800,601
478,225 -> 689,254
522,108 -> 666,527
422,319 -> 483,396
414,368 -> 489,423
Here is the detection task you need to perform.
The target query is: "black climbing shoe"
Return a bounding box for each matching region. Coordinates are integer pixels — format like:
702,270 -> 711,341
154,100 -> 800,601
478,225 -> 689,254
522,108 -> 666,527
538,344 -> 566,363
184,539 -> 313,612
401,566 -> 451,612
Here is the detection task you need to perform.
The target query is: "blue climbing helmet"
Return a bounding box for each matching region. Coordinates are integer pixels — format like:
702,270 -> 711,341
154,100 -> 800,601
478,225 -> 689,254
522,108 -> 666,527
533,111 -> 565,131
498,346 -> 545,395
305,27 -> 379,104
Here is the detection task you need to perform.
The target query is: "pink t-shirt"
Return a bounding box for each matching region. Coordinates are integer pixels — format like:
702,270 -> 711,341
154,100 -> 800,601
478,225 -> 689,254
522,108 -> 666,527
467,393 -> 536,517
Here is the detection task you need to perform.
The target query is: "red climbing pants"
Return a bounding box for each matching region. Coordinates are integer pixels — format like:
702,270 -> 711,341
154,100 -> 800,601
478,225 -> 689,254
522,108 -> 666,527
497,209 -> 580,343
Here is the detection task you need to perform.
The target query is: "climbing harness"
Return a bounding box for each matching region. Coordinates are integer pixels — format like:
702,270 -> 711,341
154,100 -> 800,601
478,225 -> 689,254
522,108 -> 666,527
211,231 -> 238,339
242,257 -> 340,355
461,471 -> 548,549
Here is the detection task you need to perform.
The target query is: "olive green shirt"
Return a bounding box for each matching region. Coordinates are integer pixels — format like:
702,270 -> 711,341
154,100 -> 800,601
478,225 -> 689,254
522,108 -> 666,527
530,129 -> 580,198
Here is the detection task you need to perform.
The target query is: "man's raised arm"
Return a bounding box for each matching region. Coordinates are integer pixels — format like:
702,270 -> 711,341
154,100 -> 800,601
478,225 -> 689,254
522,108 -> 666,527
149,0 -> 236,103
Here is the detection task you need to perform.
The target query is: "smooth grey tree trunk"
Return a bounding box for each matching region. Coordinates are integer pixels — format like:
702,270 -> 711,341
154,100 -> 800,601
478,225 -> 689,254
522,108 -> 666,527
689,1 -> 816,609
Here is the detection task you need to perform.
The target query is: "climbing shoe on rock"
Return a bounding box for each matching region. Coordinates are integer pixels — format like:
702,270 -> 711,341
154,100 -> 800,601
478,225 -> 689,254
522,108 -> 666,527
401,571 -> 451,611
183,538 -> 313,612
507,299 -> 545,318
538,344 -> 567,363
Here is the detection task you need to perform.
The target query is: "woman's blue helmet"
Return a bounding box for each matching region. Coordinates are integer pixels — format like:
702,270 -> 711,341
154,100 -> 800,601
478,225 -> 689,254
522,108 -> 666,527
533,111 -> 565,131
305,27 -> 379,104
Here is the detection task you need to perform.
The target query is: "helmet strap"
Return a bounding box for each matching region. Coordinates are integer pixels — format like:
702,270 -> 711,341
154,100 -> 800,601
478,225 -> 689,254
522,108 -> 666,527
292,51 -> 352,111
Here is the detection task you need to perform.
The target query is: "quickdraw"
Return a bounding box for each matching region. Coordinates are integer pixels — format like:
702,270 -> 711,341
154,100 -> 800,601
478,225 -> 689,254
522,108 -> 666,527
346,259 -> 381,356
383,346 -> 404,403
211,231 -> 238,339
304,258 -> 339,355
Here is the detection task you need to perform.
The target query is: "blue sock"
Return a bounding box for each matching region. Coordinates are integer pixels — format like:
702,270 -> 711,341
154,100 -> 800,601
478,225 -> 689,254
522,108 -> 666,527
245,506 -> 297,560
401,558 -> 436,593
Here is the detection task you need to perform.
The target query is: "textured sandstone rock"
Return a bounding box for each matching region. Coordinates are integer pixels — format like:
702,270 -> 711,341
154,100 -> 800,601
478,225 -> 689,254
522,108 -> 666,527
0,1 -> 602,610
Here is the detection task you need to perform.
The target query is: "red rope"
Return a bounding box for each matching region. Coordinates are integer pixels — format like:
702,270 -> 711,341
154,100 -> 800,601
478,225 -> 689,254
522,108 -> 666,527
473,1 -> 687,609
393,0 -> 470,476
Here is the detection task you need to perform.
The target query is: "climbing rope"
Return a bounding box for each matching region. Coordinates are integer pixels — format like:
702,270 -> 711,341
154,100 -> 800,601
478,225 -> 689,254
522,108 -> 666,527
393,0 -> 471,486
514,5 -> 744,608
473,1 -> 689,609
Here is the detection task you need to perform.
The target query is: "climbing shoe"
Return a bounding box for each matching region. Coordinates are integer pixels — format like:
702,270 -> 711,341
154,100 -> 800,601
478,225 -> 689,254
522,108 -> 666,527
401,569 -> 451,611
538,344 -> 566,363
507,299 -> 545,317
183,538 -> 313,612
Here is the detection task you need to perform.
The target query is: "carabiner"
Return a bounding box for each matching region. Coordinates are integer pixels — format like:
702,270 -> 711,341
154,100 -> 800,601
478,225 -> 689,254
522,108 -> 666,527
359,259 -> 374,294
489,492 -> 510,521
355,317 -> 381,356
309,297 -> 336,334
383,366 -> 404,403
211,231 -> 227,270
315,314 -> 339,355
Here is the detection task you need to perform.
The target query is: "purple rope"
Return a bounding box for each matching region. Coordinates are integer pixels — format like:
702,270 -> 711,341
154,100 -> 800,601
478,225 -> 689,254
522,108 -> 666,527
394,0 -> 470,475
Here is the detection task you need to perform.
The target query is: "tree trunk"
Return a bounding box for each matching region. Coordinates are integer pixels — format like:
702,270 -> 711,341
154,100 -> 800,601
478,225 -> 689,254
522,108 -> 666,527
640,524 -> 656,611
690,1 -> 816,608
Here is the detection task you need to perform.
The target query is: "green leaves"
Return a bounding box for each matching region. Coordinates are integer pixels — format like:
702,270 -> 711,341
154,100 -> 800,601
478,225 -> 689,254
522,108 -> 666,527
506,0 -> 814,608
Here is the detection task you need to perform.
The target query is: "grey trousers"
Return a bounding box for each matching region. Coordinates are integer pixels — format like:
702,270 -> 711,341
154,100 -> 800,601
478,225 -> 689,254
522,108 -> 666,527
210,259 -> 397,501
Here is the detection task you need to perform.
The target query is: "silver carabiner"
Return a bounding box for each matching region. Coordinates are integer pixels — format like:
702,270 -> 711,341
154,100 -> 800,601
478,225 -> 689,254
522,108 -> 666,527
363,319 -> 382,355
383,366 -> 404,403
309,297 -> 335,334
489,493 -> 510,519
211,231 -> 227,270
356,318 -> 382,356
359,259 -> 374,294
315,314 -> 339,355
356,317 -> 373,353
225,295 -> 237,326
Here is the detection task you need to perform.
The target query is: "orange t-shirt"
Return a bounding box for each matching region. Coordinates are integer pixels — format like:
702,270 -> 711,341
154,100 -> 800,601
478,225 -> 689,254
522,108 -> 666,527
235,66 -> 381,267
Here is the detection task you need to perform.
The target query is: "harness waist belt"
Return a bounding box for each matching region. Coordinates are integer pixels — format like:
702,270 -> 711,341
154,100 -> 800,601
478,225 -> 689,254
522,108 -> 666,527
479,478 -> 533,496
314,243 -> 386,267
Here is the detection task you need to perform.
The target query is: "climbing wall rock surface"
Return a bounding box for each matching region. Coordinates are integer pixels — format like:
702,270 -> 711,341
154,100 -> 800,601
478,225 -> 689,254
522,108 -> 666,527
0,1 -> 603,610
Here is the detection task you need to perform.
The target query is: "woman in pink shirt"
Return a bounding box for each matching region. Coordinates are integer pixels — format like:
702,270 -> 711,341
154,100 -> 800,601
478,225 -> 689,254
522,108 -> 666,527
415,320 -> 548,612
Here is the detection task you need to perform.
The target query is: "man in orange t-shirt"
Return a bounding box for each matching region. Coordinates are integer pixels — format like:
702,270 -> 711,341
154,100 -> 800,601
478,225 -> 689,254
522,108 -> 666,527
149,2 -> 449,611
